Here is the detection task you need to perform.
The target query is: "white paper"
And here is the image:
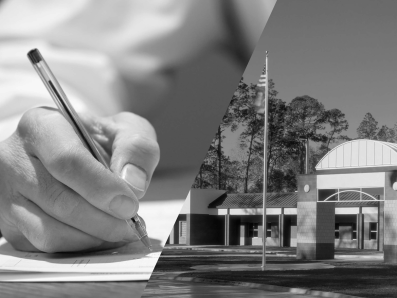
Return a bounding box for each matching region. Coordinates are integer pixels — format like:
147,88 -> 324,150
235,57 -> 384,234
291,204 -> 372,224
0,271 -> 151,282
0,238 -> 160,276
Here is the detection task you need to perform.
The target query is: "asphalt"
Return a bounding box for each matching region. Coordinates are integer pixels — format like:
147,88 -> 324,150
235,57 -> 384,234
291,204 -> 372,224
143,245 -> 379,297
143,279 -> 355,298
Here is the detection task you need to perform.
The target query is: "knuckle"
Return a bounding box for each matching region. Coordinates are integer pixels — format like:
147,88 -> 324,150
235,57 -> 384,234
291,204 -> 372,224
130,134 -> 160,159
17,107 -> 60,146
46,143 -> 83,176
17,108 -> 42,139
47,186 -> 79,221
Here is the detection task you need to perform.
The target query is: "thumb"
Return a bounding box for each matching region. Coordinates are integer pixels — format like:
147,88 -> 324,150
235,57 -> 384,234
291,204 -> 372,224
111,132 -> 160,200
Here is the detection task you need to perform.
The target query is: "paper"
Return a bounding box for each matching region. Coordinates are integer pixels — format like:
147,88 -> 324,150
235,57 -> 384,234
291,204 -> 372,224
0,271 -> 151,282
0,238 -> 160,281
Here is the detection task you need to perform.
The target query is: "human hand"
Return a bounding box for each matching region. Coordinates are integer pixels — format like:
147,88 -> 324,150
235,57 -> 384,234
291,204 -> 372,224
0,108 -> 160,253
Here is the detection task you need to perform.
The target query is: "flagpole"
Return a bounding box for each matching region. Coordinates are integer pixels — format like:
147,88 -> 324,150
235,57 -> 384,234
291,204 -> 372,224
262,51 -> 269,270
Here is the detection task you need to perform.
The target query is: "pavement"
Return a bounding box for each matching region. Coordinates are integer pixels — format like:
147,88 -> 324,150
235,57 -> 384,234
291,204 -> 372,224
143,245 -> 378,297
143,279 -> 348,298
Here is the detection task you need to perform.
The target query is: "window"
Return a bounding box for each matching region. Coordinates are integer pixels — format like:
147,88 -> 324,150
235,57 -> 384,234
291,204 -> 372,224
370,223 -> 378,240
318,189 -> 338,202
335,223 -> 339,239
248,223 -> 259,237
352,223 -> 357,240
179,221 -> 186,237
267,223 -> 272,238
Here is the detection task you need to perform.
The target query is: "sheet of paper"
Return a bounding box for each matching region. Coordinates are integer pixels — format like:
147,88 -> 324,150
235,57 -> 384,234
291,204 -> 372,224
0,271 -> 150,282
0,238 -> 160,275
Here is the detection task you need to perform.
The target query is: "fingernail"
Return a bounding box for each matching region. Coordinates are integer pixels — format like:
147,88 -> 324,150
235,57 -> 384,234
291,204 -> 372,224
109,195 -> 138,218
121,164 -> 147,192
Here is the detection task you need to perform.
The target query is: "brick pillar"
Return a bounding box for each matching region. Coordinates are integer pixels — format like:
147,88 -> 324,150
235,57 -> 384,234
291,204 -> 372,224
297,174 -> 335,260
384,171 -> 397,263
378,201 -> 384,252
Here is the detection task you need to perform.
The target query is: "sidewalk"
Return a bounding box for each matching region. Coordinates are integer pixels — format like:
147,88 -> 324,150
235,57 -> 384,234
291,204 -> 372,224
163,245 -> 383,260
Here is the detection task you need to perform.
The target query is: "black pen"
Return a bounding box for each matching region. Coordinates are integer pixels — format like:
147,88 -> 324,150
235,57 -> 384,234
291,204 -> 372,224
27,48 -> 152,251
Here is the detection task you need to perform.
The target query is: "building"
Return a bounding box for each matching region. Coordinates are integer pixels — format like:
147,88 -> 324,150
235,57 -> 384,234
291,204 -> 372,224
167,140 -> 397,263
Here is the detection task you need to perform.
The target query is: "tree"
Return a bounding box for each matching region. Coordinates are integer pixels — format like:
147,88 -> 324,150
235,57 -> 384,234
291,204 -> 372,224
286,95 -> 328,174
192,79 -> 245,190
230,81 -> 261,193
192,142 -> 218,189
324,109 -> 350,151
376,125 -> 396,142
357,113 -> 378,140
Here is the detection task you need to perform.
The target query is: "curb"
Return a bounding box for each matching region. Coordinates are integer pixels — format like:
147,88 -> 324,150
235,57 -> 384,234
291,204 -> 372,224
163,246 -> 294,256
163,246 -> 262,253
151,275 -> 362,298
164,247 -> 381,260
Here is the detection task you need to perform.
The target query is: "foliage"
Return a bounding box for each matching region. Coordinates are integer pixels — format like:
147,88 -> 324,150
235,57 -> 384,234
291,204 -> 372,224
357,112 -> 378,140
192,77 -> 373,193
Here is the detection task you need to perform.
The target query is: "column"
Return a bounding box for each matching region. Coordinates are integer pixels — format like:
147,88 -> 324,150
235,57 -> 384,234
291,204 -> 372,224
169,227 -> 175,245
378,201 -> 384,252
297,174 -> 335,260
225,209 -> 230,246
279,208 -> 284,247
186,214 -> 191,245
239,224 -> 246,246
384,172 -> 397,263
358,207 -> 363,249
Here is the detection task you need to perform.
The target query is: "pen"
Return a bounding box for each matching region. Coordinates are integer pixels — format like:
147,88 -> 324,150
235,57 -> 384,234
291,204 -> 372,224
27,48 -> 152,251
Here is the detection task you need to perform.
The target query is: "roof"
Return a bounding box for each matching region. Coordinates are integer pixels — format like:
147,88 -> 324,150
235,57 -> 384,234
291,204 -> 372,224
208,193 -> 298,209
208,192 -> 381,209
316,139 -> 397,171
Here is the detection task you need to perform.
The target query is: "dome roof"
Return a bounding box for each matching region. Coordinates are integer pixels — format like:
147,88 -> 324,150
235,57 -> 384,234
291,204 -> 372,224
315,139 -> 397,170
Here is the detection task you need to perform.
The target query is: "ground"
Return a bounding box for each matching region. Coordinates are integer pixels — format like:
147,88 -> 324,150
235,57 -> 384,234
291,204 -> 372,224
148,246 -> 395,298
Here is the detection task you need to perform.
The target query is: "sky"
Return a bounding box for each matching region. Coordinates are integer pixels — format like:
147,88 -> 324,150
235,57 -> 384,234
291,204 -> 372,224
224,0 -> 397,157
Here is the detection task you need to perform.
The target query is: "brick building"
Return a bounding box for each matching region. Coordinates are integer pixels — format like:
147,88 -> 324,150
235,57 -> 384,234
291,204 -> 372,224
168,140 -> 397,263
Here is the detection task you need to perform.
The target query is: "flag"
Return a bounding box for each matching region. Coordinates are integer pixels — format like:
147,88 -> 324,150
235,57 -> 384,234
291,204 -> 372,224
253,64 -> 267,114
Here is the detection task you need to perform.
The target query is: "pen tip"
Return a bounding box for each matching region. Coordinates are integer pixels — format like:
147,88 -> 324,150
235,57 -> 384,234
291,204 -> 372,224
141,235 -> 152,251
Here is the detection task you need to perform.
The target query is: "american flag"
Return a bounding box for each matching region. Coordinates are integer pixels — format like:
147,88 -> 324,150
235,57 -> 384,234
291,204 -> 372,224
253,63 -> 267,114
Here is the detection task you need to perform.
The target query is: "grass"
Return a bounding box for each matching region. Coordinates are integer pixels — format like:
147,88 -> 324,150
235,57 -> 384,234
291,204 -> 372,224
154,252 -> 314,272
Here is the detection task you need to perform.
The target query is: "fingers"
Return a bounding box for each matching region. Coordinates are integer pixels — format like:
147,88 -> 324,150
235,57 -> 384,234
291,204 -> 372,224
80,112 -> 160,199
7,192 -> 104,253
17,108 -> 139,219
112,132 -> 160,199
17,155 -> 140,243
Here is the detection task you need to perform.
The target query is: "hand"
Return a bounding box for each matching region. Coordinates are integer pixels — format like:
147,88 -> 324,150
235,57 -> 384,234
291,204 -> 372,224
0,108 -> 160,253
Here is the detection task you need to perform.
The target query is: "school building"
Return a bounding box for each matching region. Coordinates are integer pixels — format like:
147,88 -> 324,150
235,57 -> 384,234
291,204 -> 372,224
167,140 -> 397,263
